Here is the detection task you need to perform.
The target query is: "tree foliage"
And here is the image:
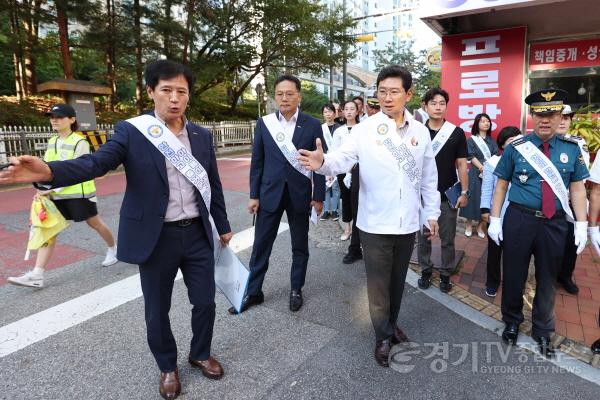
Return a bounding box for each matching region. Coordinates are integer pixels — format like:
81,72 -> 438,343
0,0 -> 356,118
372,40 -> 441,110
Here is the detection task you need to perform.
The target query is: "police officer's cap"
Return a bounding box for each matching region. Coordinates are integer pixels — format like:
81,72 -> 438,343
45,104 -> 76,118
366,96 -> 380,108
562,104 -> 576,118
524,89 -> 568,114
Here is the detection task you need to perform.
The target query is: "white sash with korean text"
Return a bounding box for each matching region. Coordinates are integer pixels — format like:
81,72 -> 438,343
370,113 -> 426,226
321,123 -> 334,151
513,140 -> 574,221
472,135 -> 492,161
486,155 -> 500,170
263,113 -> 312,179
431,121 -> 455,157
127,114 -> 249,312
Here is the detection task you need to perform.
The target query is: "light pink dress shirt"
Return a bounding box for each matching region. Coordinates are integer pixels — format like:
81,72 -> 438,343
155,114 -> 201,222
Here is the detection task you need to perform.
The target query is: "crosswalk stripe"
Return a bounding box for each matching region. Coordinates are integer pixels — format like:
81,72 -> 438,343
0,223 -> 289,358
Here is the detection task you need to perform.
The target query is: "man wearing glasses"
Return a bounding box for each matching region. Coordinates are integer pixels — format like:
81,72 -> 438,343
298,65 -> 440,367
229,75 -> 326,314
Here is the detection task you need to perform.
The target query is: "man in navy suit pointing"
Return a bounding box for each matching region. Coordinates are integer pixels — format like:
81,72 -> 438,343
229,75 -> 326,314
0,60 -> 232,399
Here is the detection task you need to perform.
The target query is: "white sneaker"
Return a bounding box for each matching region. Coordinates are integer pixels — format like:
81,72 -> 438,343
101,247 -> 118,267
7,270 -> 44,288
340,231 -> 351,241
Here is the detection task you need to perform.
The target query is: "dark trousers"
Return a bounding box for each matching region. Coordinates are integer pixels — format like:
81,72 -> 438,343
247,187 -> 310,295
486,225 -> 503,290
501,204 -> 568,338
348,166 -> 361,256
558,221 -> 577,283
338,173 -> 352,223
139,222 -> 215,372
360,229 -> 416,341
417,201 -> 458,276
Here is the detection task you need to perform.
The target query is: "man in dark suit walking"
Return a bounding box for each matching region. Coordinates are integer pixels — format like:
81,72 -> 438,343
229,75 -> 325,314
0,60 -> 232,400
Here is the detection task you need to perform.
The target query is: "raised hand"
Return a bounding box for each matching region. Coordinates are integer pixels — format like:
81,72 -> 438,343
297,138 -> 325,171
0,156 -> 53,185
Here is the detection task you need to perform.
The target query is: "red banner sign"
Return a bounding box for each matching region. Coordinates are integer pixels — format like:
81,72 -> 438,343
530,38 -> 600,71
441,26 -> 527,137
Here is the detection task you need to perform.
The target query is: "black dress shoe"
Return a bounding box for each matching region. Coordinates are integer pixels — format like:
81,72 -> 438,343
374,339 -> 391,367
228,291 -> 264,314
342,252 -> 363,264
290,289 -> 303,312
502,323 -> 519,345
558,278 -> 579,294
439,275 -> 453,293
534,336 -> 556,358
591,338 -> 600,354
391,326 -> 409,345
418,273 -> 432,289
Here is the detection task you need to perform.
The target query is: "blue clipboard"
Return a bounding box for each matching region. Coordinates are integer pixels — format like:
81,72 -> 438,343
444,181 -> 462,209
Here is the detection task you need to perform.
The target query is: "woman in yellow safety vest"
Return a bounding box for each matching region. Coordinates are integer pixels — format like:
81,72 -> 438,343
7,104 -> 118,288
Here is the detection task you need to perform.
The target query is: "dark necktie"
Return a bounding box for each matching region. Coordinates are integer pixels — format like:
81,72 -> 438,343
541,142 -> 556,218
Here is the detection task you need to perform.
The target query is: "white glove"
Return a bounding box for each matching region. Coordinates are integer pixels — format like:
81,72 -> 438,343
574,221 -> 588,254
343,173 -> 352,188
487,216 -> 502,246
588,226 -> 600,256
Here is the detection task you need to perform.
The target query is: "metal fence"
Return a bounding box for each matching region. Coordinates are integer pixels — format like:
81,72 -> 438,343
0,120 -> 256,162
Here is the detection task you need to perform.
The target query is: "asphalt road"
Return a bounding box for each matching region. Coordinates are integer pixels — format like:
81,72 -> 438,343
0,162 -> 598,400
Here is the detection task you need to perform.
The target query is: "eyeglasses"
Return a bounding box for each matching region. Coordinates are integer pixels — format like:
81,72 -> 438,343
377,89 -> 405,98
275,91 -> 298,99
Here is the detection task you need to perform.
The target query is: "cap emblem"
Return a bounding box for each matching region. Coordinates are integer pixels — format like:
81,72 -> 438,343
541,91 -> 556,101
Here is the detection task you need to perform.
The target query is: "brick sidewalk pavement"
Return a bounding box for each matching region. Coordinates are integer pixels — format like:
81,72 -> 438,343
442,228 -> 600,347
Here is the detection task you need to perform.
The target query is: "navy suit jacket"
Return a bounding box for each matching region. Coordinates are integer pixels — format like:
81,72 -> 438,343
249,111 -> 326,213
45,114 -> 231,265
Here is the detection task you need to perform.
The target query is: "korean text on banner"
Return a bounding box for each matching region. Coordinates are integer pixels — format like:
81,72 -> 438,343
441,26 -> 527,138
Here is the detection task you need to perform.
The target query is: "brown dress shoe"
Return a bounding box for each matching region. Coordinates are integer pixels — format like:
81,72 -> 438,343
391,326 -> 409,345
374,339 -> 391,367
189,355 -> 224,380
159,369 -> 181,400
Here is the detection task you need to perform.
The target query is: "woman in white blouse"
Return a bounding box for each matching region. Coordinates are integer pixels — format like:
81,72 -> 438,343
332,100 -> 360,241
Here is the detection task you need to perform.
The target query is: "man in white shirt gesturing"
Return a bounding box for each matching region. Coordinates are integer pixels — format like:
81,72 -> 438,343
298,65 -> 441,367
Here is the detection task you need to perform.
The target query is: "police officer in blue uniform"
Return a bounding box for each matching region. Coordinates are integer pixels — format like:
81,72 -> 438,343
488,89 -> 589,358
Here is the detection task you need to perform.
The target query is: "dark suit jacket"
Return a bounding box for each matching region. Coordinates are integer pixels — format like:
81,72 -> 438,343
45,114 -> 231,265
249,110 -> 326,213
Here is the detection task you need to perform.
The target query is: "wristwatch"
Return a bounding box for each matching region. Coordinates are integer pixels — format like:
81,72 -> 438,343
461,190 -> 470,197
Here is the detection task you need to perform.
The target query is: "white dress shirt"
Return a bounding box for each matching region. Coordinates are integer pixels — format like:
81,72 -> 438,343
318,110 -> 441,235
278,108 -> 299,142
332,124 -> 358,152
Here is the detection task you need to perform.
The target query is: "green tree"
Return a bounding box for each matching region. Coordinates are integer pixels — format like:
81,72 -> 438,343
185,0 -> 355,113
372,40 -> 441,110
300,82 -> 329,118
